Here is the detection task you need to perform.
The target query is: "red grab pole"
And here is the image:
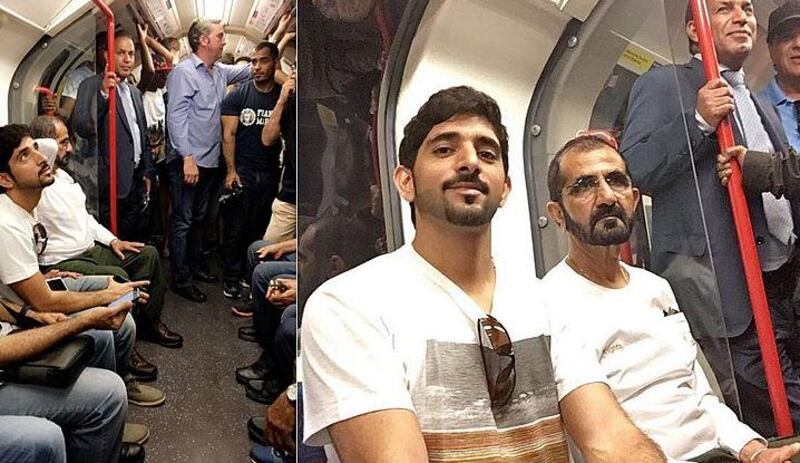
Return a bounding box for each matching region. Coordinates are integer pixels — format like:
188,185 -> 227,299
91,0 -> 118,235
690,0 -> 793,436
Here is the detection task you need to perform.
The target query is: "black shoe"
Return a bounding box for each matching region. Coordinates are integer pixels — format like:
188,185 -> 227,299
238,325 -> 257,343
231,301 -> 254,318
195,270 -> 219,284
120,442 -> 145,463
139,319 -> 183,348
245,378 -> 281,405
236,360 -> 268,385
247,416 -> 267,446
172,285 -> 207,303
129,348 -> 157,382
223,280 -> 241,299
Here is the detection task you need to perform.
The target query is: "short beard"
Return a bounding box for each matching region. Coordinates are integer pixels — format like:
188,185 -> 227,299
562,201 -> 633,245
55,153 -> 72,169
415,171 -> 499,227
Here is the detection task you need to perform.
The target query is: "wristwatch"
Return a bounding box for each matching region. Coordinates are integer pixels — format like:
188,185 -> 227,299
286,382 -> 297,404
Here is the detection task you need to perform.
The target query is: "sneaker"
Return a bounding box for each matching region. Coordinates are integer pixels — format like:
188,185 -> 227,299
223,280 -> 241,299
239,278 -> 251,289
126,380 -> 166,407
123,422 -> 150,445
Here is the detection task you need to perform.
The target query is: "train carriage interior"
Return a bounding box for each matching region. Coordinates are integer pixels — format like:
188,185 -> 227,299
0,0 -> 798,460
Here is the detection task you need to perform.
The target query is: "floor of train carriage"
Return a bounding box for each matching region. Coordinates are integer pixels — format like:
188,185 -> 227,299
129,253 -> 264,462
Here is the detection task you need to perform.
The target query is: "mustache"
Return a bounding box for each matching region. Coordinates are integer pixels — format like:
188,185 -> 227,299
590,203 -> 627,227
442,171 -> 489,194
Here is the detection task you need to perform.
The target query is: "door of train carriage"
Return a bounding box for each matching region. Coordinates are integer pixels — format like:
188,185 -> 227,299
369,0 -> 754,441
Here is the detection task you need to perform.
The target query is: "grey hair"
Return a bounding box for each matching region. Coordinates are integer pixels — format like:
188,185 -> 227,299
187,18 -> 222,53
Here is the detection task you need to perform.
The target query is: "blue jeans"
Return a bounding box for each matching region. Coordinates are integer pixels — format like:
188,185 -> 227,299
63,276 -> 136,378
0,416 -> 66,463
0,369 -> 127,462
167,159 -> 222,287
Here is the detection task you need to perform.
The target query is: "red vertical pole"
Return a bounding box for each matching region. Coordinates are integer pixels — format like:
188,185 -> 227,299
690,0 -> 793,436
91,0 -> 118,235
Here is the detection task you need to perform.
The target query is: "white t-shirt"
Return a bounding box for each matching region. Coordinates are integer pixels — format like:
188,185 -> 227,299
37,170 -> 116,266
142,87 -> 166,129
302,244 -> 572,463
61,63 -> 94,100
0,194 -> 40,307
543,260 -> 761,461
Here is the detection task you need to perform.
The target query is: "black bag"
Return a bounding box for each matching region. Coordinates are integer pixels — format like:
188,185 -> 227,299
0,299 -> 95,388
3,335 -> 95,388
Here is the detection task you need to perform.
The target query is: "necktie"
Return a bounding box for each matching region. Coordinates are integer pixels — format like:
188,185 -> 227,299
723,70 -> 795,246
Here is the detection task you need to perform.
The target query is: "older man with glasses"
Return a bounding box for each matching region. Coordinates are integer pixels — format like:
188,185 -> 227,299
301,87 -> 665,462
544,132 -> 800,462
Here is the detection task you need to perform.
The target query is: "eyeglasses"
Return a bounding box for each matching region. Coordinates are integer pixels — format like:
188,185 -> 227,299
33,222 -> 48,256
477,314 -> 516,408
562,171 -> 632,199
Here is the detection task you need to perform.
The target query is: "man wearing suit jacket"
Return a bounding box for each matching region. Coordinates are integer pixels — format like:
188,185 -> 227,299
621,0 -> 800,437
75,29 -> 154,243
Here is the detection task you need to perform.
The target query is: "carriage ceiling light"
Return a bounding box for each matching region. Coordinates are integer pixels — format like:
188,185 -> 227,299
549,0 -> 569,9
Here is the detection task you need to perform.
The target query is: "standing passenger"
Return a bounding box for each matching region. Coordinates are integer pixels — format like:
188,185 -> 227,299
220,41 -> 283,300
74,29 -> 154,243
621,0 -> 800,436
165,18 -> 251,303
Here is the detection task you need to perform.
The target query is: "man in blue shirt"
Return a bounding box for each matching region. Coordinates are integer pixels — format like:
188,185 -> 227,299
166,17 -> 251,303
762,1 -> 800,154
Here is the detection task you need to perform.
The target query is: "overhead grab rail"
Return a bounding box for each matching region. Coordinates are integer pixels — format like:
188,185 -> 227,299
690,0 -> 793,436
91,0 -> 118,235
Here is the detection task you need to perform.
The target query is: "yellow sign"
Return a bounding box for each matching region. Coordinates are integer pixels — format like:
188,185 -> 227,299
618,45 -> 655,75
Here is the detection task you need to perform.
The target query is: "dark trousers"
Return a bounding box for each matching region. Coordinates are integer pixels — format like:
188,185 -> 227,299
274,304 -> 296,388
99,168 -> 150,243
221,167 -> 279,284
45,244 -> 166,324
167,159 -> 221,288
729,255 -> 800,437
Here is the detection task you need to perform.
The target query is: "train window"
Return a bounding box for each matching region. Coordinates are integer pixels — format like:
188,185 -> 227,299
523,0 -> 742,421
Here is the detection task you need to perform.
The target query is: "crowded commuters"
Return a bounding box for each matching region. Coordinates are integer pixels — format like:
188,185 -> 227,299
0,123 -> 148,462
301,86 -> 665,462
165,17 -> 251,303
621,0 -> 800,436
0,123 -> 165,408
30,116 -> 182,364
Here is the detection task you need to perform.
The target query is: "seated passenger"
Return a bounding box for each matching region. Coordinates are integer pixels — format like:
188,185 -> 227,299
544,133 -> 800,462
0,124 -> 164,408
30,115 -> 183,353
301,87 -> 666,462
0,296 -> 143,462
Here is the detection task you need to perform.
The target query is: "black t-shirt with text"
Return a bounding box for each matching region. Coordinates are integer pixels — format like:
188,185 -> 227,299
221,81 -> 282,173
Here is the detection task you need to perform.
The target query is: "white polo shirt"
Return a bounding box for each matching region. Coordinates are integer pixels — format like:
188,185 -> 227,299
544,260 -> 761,461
